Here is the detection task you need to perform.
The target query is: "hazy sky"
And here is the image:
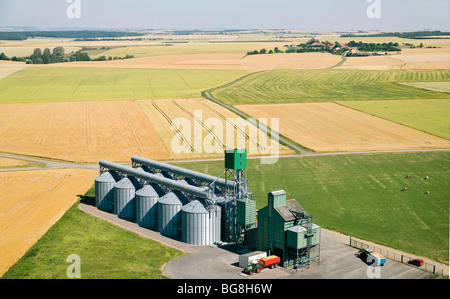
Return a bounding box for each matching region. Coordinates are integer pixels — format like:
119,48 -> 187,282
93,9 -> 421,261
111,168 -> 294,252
0,0 -> 448,31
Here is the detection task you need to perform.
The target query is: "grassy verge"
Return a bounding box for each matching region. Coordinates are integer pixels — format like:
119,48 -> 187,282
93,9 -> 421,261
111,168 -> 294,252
1,186 -> 184,279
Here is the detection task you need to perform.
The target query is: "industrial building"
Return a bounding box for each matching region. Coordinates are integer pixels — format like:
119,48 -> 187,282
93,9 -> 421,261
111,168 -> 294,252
94,149 -> 320,267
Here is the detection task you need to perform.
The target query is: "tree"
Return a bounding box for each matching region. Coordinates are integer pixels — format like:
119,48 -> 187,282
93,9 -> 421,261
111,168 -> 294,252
0,52 -> 9,60
53,46 -> 65,56
42,48 -> 52,64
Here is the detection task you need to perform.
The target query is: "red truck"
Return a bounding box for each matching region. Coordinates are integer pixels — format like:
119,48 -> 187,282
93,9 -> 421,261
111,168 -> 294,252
259,255 -> 280,269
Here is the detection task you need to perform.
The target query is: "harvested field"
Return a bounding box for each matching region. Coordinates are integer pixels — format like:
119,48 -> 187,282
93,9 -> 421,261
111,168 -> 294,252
235,102 -> 450,152
48,52 -> 342,70
0,101 -> 171,163
0,168 -> 98,276
0,62 -> 29,79
137,98 -> 294,160
390,48 -> 450,70
338,55 -> 404,70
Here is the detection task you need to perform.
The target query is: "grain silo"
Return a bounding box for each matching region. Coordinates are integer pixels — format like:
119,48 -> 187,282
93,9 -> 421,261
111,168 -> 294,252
95,171 -> 120,212
135,184 -> 163,229
113,176 -> 141,221
158,191 -> 186,239
181,199 -> 221,245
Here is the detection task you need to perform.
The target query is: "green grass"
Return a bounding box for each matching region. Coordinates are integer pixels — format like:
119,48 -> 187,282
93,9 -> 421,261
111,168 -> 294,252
339,99 -> 450,140
175,151 -> 450,264
212,69 -> 450,105
1,186 -> 184,279
0,66 -> 249,104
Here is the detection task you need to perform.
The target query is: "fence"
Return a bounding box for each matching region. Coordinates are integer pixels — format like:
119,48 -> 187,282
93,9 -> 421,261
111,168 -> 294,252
349,236 -> 446,278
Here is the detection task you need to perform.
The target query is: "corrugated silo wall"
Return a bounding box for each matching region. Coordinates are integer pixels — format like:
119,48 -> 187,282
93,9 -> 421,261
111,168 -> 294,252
135,186 -> 159,229
181,204 -> 221,246
158,197 -> 182,239
95,172 -> 116,212
113,179 -> 137,221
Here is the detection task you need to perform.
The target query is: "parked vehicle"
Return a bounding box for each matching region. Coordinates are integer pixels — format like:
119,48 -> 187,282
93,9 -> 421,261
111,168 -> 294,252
259,255 -> 280,269
408,258 -> 424,267
358,249 -> 386,266
243,263 -> 262,275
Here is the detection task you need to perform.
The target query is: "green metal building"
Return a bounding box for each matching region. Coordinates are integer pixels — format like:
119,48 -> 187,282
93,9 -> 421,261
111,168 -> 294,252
257,190 -> 320,267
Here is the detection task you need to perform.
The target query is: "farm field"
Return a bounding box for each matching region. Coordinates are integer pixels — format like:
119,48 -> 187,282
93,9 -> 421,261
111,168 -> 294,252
338,55 -> 404,70
389,48 -> 450,70
52,52 -> 342,71
0,99 -> 292,163
1,186 -> 183,279
137,98 -> 294,160
212,69 -> 450,105
0,168 -> 98,277
0,62 -> 29,79
0,66 -> 250,104
0,101 -> 171,163
235,102 -> 450,152
398,81 -> 450,93
176,151 -> 450,264
340,99 -> 450,140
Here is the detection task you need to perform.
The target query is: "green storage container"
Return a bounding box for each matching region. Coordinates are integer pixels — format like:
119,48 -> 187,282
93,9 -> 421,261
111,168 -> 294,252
225,149 -> 247,170
237,197 -> 256,228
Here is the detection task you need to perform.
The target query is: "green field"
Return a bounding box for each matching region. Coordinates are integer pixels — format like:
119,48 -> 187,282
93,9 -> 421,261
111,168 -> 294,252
2,187 -> 183,279
177,152 -> 450,264
212,69 -> 450,105
0,66 -> 249,103
340,99 -> 450,140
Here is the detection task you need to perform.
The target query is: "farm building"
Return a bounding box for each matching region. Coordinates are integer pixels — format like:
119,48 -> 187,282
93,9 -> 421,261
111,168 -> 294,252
257,190 -> 321,267
94,149 -> 320,267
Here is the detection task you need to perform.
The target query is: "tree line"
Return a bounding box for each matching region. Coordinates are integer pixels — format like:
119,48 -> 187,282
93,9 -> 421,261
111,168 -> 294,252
341,30 -> 450,39
0,30 -> 145,41
0,47 -> 135,64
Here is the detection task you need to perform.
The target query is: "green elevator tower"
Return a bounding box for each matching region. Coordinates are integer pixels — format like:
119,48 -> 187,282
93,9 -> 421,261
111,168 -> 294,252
224,149 -> 256,246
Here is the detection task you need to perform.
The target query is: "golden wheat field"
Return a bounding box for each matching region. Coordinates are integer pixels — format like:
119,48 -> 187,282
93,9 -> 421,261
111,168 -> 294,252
0,101 -> 171,163
137,98 -> 294,159
235,102 -> 450,152
0,168 -> 98,276
47,52 -> 342,70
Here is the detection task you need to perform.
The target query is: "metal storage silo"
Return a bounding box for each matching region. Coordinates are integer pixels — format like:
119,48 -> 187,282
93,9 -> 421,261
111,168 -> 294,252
113,177 -> 141,221
95,171 -> 119,212
135,184 -> 162,229
158,191 -> 185,239
181,199 -> 221,246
